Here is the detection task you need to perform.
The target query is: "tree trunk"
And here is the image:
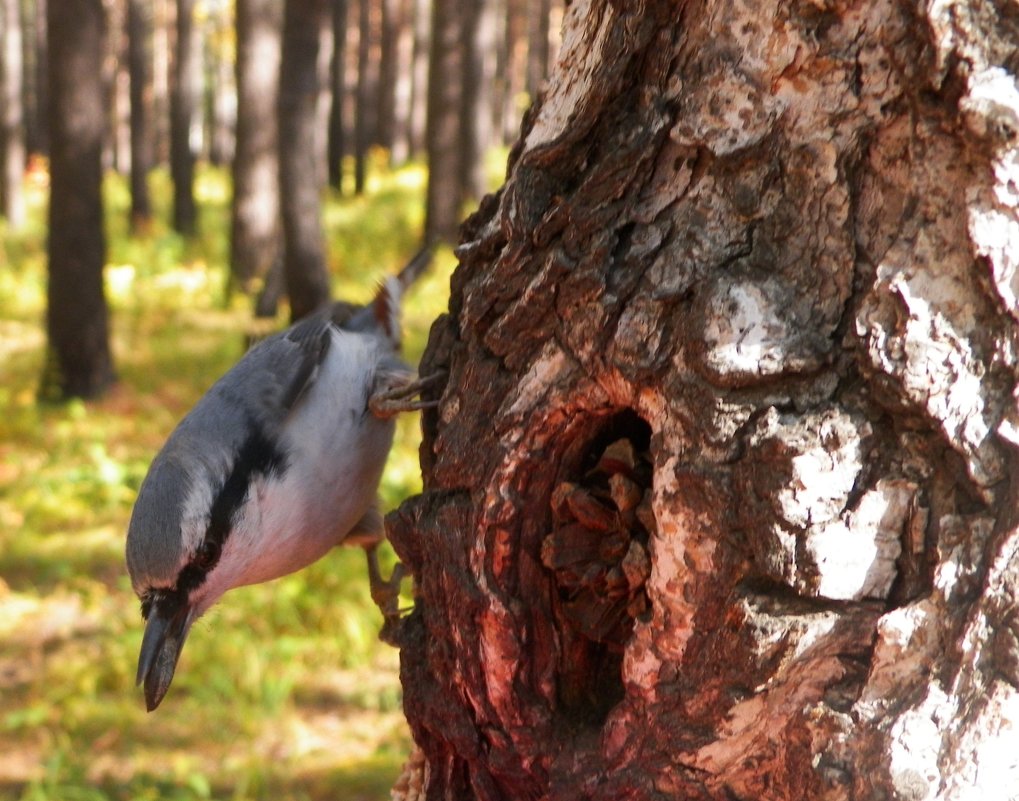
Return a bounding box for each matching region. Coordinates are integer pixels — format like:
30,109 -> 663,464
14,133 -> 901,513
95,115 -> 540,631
387,0 -> 412,165
495,0 -> 526,147
22,0 -> 46,157
230,0 -> 281,295
41,0 -> 113,401
386,1 -> 1019,799
152,0 -> 170,165
406,0 -> 427,158
377,0 -> 397,156
127,0 -> 152,230
423,0 -> 463,242
278,0 -> 330,321
170,0 -> 196,235
1,0 -> 25,227
353,0 -> 374,194
105,0 -> 129,176
327,0 -> 347,192
523,0 -> 549,100
205,5 -> 234,168
459,0 -> 496,202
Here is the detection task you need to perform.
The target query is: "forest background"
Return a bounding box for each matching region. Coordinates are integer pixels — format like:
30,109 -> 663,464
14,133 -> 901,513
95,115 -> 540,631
0,0 -> 560,798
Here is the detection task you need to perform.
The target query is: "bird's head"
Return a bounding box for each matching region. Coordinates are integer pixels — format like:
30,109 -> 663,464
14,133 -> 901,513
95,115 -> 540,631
126,454 -> 239,711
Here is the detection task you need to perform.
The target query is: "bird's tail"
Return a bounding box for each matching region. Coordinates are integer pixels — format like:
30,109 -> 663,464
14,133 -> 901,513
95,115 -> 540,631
395,242 -> 435,292
345,242 -> 436,348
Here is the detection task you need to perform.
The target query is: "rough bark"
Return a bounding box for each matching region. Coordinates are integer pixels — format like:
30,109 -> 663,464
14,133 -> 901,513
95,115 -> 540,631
279,0 -> 331,321
41,0 -> 113,401
1,0 -> 25,227
230,0 -> 281,295
127,0 -> 152,229
170,0 -> 196,235
387,1 -> 1019,799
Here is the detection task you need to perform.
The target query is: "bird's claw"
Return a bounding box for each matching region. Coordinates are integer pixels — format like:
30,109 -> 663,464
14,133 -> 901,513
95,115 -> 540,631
366,545 -> 408,643
369,371 -> 445,419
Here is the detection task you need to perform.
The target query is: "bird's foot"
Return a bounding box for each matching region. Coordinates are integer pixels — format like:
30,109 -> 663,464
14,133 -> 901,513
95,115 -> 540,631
369,371 -> 445,419
366,544 -> 409,643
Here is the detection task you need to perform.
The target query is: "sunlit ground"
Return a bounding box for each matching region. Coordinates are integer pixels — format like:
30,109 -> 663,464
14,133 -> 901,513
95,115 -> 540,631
0,152 -> 483,801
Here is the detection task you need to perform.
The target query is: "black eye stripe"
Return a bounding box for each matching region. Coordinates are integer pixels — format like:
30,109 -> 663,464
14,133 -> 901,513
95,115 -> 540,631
138,415 -> 286,615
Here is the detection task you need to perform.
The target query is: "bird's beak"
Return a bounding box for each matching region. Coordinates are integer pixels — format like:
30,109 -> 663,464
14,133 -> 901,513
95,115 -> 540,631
136,599 -> 193,712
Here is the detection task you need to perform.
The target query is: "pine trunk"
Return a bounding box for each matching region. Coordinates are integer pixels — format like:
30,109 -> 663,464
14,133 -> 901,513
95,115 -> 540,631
278,0 -> 330,321
230,0 -> 281,294
1,0 -> 25,227
170,0 -> 196,235
387,1 -> 1019,799
127,0 -> 152,229
423,0 -> 463,242
353,0 -> 374,194
41,0 -> 113,401
327,0 -> 347,191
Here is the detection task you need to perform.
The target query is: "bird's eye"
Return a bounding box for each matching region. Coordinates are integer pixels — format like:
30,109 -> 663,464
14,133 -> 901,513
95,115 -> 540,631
195,540 -> 221,569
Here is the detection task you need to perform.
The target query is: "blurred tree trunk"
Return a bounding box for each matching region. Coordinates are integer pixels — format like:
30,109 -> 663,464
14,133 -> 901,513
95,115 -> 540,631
152,0 -> 170,164
170,0 -> 196,234
205,5 -> 234,167
41,0 -> 113,401
377,0 -> 396,156
230,0 -> 281,300
497,0 -> 525,145
423,0 -> 462,242
326,0 -> 347,191
459,0 -> 495,202
279,0 -> 330,321
1,0 -> 25,227
406,0 -> 426,158
388,0 -> 412,164
387,1 -> 1019,799
127,0 -> 152,230
524,0 -> 549,99
22,0 -> 46,157
353,0 -> 375,194
105,0 -> 129,175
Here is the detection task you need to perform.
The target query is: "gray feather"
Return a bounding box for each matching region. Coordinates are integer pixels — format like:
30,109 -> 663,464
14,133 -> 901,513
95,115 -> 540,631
126,306 -> 342,590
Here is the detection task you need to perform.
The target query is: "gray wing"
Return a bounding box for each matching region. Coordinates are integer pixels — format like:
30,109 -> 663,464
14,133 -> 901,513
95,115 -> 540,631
207,306 -> 345,436
202,298 -> 367,436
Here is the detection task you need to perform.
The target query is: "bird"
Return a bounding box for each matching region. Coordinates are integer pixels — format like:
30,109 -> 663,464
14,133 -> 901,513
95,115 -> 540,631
126,247 -> 439,712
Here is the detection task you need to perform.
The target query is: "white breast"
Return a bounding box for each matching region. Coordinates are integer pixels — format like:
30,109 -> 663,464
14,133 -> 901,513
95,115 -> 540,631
218,328 -> 395,592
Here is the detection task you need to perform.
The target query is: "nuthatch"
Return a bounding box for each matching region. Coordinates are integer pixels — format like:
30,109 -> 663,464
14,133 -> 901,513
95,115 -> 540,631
126,248 -> 437,711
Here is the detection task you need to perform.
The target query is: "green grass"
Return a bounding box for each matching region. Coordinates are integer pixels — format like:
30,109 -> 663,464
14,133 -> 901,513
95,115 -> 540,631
0,158 -> 464,801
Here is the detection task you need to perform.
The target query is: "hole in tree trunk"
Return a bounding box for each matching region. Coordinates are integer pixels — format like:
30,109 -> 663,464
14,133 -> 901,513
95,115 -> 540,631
541,409 -> 654,726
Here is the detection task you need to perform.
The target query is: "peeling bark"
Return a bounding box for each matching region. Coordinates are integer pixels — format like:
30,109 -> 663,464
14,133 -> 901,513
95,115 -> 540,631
387,1 -> 1019,799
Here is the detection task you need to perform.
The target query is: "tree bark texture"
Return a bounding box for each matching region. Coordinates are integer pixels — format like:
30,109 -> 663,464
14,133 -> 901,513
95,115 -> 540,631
387,1 -> 1019,799
230,0 -> 281,293
1,0 -> 25,227
42,0 -> 113,401
170,0 -> 196,235
279,0 -> 331,321
127,0 -> 152,229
